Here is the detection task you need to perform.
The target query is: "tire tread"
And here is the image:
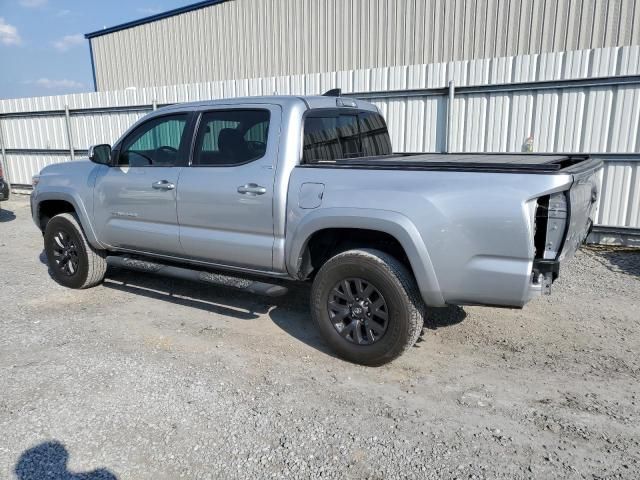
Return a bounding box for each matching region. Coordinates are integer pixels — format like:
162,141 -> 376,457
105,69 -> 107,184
312,248 -> 425,365
51,213 -> 107,288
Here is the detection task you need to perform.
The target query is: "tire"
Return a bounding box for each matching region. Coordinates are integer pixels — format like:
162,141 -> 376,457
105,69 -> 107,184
44,213 -> 107,289
311,248 -> 425,366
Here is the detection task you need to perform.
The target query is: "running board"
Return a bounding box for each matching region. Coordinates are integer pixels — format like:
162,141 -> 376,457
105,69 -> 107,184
106,256 -> 288,297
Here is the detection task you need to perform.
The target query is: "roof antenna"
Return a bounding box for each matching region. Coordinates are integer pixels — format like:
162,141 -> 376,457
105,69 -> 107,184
322,88 -> 342,97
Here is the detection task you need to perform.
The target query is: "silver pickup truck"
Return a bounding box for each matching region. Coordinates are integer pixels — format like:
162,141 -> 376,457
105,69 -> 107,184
31,92 -> 601,365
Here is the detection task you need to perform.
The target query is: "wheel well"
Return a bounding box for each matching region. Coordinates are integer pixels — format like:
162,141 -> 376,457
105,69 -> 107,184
300,228 -> 411,280
38,200 -> 75,231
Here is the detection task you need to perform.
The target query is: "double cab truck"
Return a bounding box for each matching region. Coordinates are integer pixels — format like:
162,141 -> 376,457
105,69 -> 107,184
31,92 -> 601,365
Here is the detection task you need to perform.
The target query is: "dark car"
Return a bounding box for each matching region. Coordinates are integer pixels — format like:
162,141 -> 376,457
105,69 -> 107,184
0,163 -> 9,204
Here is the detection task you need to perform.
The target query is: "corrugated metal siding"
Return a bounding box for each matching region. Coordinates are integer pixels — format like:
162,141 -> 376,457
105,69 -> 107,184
90,0 -> 640,91
1,46 -> 639,235
438,47 -> 640,153
597,159 -> 640,228
3,116 -> 68,150
5,153 -> 70,190
70,111 -> 147,148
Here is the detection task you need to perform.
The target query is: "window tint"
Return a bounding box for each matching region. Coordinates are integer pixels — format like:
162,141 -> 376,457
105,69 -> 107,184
359,111 -> 393,157
337,115 -> 361,158
119,114 -> 188,167
244,120 -> 269,143
193,110 -> 270,166
302,116 -> 342,162
302,110 -> 392,163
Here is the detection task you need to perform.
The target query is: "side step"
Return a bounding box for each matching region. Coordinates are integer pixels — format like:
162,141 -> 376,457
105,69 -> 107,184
106,256 -> 289,297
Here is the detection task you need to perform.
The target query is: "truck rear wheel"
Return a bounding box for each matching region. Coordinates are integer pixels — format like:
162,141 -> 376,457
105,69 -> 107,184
44,213 -> 107,289
310,248 -> 425,366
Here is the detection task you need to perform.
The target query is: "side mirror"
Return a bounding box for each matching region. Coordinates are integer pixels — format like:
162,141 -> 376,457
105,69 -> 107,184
88,144 -> 112,165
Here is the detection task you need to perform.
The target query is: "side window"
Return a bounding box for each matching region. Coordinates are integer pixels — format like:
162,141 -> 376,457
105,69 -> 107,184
244,120 -> 269,144
119,114 -> 188,167
193,110 -> 270,166
302,110 -> 392,163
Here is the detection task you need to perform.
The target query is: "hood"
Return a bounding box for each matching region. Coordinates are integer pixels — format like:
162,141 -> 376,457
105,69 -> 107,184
35,159 -> 105,191
39,159 -> 92,176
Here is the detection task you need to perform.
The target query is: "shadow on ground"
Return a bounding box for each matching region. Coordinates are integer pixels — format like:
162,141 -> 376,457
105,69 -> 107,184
100,266 -> 342,356
584,245 -> 640,277
102,266 -> 303,320
38,246 -> 466,358
0,208 -> 16,223
15,441 -> 117,480
97,266 -> 467,360
423,305 -> 466,330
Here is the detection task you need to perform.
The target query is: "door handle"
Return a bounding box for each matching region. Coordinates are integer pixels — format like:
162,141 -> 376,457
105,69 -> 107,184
237,183 -> 267,196
152,180 -> 175,191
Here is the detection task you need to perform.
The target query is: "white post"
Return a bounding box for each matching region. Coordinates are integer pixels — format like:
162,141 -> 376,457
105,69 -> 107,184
0,118 -> 11,187
445,80 -> 455,153
64,105 -> 75,161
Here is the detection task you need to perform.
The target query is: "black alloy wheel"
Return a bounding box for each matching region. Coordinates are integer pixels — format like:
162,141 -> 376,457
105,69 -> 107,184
327,278 -> 389,345
311,248 -> 425,366
50,230 -> 80,276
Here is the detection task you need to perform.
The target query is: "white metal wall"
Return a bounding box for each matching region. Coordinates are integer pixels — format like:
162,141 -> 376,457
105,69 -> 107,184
1,46 -> 639,233
89,0 -> 640,91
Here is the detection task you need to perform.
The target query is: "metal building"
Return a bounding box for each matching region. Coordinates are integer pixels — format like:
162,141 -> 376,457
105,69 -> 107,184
1,1 -> 638,245
86,0 -> 640,91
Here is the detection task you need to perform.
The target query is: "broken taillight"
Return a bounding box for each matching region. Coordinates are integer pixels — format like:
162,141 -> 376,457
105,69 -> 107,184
534,192 -> 568,260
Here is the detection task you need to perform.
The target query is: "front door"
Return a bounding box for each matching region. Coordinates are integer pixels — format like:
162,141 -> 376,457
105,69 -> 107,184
177,106 -> 280,270
93,113 -> 191,256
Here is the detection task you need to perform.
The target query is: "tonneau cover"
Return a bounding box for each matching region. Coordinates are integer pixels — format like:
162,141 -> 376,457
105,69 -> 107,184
394,154 -> 568,165
307,153 -> 590,174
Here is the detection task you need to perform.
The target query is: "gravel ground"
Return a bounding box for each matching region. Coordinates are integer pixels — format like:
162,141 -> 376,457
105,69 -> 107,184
1,195 -> 639,480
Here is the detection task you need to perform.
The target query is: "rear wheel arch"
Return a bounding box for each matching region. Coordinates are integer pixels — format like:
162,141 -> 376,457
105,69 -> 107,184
287,209 -> 445,306
299,227 -> 411,279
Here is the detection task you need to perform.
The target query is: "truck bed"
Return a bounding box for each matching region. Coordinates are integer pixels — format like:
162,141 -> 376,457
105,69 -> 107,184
303,153 -> 595,174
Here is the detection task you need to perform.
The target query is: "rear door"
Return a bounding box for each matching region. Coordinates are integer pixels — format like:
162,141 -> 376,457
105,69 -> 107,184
177,105 -> 281,270
93,113 -> 192,256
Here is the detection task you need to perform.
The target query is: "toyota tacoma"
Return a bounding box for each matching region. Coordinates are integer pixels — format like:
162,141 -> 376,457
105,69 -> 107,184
31,92 -> 601,365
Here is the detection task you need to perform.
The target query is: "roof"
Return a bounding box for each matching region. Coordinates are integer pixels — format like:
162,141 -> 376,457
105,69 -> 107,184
154,95 -> 378,113
85,0 -> 231,39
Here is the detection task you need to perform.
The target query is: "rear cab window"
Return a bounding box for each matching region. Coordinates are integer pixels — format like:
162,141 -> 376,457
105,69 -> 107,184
302,109 -> 392,163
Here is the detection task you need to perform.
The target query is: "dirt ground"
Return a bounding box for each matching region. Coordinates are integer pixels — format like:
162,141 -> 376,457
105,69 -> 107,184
1,195 -> 639,479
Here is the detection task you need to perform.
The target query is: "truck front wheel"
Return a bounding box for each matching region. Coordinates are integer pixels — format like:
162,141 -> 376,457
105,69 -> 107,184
44,213 -> 107,289
310,249 -> 425,366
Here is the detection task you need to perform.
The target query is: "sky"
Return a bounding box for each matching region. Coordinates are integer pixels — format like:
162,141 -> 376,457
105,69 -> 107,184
0,0 -> 194,99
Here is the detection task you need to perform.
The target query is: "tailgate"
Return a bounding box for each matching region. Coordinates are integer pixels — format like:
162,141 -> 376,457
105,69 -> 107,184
559,159 -> 602,261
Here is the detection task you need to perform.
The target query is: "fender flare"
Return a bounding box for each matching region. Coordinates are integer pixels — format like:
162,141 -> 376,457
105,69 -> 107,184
286,207 -> 445,306
33,188 -> 105,250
